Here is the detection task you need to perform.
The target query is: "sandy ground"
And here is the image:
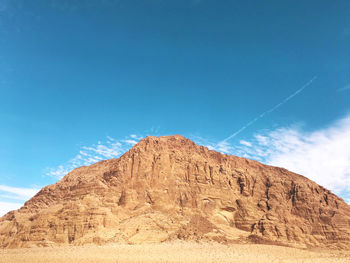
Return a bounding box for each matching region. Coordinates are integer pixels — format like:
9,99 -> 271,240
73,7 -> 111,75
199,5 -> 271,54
0,242 -> 349,263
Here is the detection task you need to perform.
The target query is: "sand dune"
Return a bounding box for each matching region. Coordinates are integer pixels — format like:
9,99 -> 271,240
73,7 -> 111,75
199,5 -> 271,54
1,242 -> 349,263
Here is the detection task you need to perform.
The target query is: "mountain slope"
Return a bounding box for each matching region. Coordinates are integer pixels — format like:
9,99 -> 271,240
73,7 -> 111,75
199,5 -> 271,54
1,135 -> 350,249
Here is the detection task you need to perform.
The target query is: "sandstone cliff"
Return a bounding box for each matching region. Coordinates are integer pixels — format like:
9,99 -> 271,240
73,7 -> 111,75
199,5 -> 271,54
1,135 -> 350,249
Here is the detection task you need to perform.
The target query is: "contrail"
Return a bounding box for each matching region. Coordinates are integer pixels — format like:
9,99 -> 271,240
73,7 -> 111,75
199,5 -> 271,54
220,76 -> 317,143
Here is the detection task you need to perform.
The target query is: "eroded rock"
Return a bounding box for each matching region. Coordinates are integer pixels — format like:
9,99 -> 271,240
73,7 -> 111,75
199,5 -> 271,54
1,135 -> 350,249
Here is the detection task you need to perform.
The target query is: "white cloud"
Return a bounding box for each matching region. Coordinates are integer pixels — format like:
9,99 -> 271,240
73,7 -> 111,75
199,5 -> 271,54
0,201 -> 23,217
122,139 -> 138,145
255,134 -> 269,146
0,185 -> 39,201
0,185 -> 39,217
215,141 -> 234,154
45,165 -> 70,179
45,134 -> 144,179
106,136 -> 115,142
239,140 -> 252,147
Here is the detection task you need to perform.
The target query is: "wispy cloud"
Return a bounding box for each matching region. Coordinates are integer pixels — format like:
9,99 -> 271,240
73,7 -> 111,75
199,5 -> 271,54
239,140 -> 252,147
0,201 -> 23,217
0,185 -> 40,201
194,115 -> 350,201
337,84 -> 350,92
0,185 -> 40,216
220,76 -> 317,143
130,134 -> 142,139
122,139 -> 138,145
45,134 -> 144,179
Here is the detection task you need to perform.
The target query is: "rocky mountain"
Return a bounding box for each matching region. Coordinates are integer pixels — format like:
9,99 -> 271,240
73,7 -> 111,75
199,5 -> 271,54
1,135 -> 350,249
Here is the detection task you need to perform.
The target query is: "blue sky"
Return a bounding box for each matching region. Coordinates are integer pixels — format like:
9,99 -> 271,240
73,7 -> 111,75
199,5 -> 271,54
1,0 -> 350,215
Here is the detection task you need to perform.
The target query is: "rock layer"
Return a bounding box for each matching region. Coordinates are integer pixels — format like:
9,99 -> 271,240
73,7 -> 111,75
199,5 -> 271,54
1,135 -> 350,249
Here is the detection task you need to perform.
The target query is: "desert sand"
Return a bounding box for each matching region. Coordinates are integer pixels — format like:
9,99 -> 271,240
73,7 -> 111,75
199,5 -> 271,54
0,242 -> 349,263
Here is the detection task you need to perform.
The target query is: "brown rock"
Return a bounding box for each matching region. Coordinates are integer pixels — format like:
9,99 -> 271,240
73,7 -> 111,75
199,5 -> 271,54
1,135 -> 350,249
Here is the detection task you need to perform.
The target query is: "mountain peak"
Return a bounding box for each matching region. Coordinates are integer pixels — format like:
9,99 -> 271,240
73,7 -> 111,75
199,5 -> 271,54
143,134 -> 188,140
129,135 -> 207,157
137,135 -> 196,148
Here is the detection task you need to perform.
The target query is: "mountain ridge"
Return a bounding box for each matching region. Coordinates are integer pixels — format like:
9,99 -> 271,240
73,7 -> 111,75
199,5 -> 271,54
1,135 -> 350,249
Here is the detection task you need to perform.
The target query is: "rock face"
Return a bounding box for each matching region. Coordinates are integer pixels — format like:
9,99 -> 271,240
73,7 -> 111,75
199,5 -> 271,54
1,135 -> 350,249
